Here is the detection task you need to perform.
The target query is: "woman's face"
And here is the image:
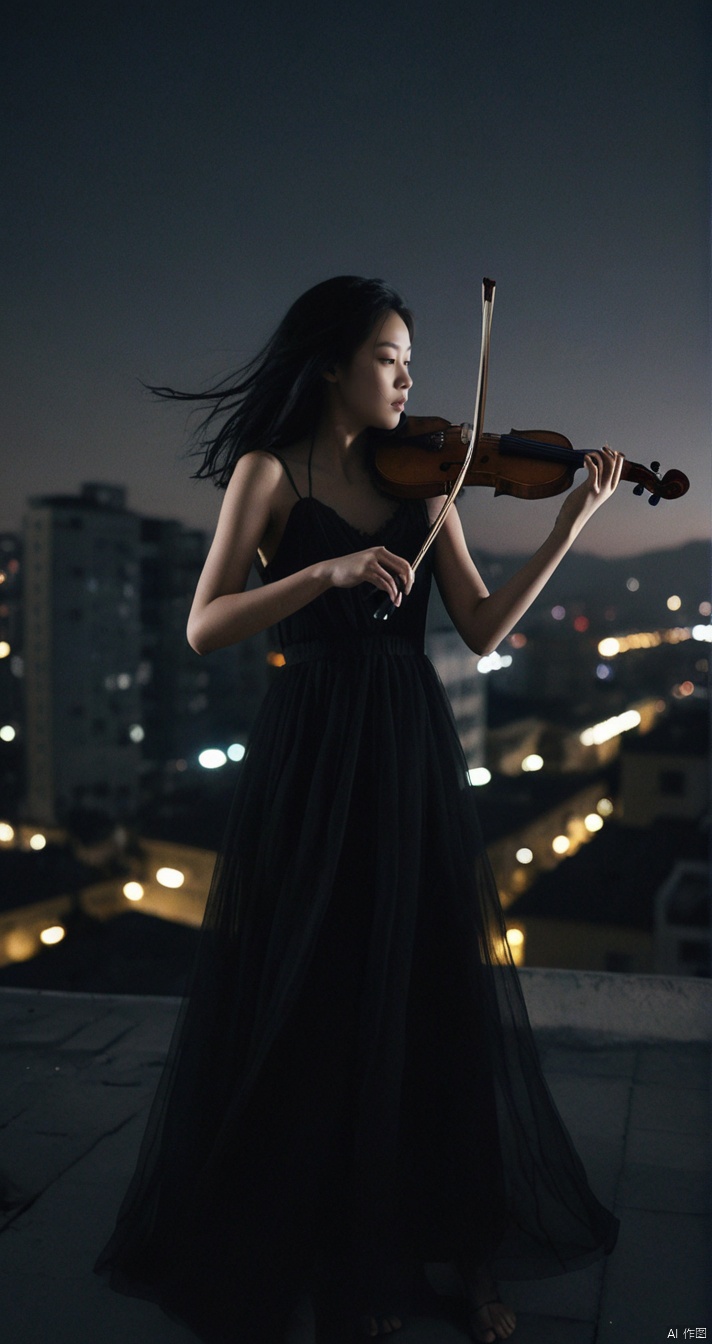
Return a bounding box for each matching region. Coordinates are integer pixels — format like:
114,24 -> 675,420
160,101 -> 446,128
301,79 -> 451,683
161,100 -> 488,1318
326,309 -> 413,432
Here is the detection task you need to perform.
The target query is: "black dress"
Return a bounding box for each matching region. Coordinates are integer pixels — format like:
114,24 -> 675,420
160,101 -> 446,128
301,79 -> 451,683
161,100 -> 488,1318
94,460 -> 619,1342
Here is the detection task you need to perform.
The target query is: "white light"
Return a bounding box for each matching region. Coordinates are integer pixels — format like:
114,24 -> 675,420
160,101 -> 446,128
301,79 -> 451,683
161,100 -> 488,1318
117,673 -> 132,689
666,595 -> 681,611
626,578 -> 639,592
198,749 -> 227,769
29,833 -> 47,851
156,866 -> 185,888
596,664 -> 612,680
552,834 -> 570,854
227,743 -> 246,762
0,822 -> 15,842
584,813 -> 604,832
40,925 -> 65,946
515,847 -> 533,864
692,624 -> 712,642
0,724 -> 16,742
506,927 -> 524,947
521,753 -> 544,772
597,797 -> 614,816
551,605 -> 565,620
598,638 -> 620,657
0,641 -> 10,659
467,766 -> 491,786
580,709 -> 641,746
123,881 -> 144,901
477,652 -> 513,674
128,724 -> 145,743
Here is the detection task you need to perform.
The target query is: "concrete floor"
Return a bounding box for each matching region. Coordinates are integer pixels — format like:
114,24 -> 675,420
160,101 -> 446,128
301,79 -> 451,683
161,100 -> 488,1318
0,985 -> 709,1344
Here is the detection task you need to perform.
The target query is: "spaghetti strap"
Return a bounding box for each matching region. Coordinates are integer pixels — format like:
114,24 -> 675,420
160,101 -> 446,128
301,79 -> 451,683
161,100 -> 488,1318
271,453 -> 302,501
307,433 -> 314,498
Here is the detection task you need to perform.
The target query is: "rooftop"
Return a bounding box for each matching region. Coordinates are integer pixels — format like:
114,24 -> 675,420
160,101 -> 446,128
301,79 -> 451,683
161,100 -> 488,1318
0,970 -> 709,1343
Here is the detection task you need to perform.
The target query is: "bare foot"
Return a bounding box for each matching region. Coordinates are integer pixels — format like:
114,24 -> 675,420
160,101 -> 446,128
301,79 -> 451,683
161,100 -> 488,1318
456,1255 -> 516,1342
358,1313 -> 403,1336
467,1300 -> 516,1343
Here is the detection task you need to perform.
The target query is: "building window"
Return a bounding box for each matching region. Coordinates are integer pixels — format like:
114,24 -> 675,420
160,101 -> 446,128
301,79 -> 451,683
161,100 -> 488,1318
659,770 -> 686,796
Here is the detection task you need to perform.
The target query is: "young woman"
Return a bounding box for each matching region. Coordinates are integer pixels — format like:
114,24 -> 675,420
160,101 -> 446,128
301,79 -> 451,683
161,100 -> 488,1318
95,276 -> 621,1344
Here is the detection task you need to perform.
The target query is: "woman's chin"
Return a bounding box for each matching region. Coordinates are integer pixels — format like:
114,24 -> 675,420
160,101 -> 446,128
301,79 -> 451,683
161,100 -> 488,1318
369,409 -> 405,433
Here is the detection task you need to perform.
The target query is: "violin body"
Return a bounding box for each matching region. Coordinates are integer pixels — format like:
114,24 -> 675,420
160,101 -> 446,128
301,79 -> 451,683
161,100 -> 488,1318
373,415 -> 690,505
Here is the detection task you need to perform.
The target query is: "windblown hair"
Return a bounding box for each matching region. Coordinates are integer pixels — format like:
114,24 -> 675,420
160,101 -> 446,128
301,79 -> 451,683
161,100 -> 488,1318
149,276 -> 414,489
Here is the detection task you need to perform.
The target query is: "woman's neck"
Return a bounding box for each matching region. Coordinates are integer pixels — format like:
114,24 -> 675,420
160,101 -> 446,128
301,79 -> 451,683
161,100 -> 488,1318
312,414 -> 369,480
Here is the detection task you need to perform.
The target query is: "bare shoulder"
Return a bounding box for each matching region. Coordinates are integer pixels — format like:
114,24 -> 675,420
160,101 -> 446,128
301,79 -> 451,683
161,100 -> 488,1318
225,448 -> 283,500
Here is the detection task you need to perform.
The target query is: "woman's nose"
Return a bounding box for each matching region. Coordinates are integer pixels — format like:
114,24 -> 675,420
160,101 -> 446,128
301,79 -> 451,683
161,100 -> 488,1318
398,366 -> 413,389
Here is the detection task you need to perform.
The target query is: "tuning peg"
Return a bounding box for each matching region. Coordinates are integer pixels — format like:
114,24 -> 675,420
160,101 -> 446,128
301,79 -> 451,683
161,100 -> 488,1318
650,461 -> 660,473
632,483 -> 645,496
649,495 -> 660,506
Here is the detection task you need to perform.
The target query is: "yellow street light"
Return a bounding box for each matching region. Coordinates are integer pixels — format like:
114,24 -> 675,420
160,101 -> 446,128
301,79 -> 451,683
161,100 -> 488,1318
156,867 -> 185,889
40,926 -> 66,946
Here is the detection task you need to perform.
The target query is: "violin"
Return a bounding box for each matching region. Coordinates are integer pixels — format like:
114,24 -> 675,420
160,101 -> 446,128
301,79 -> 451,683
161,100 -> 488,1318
373,415 -> 690,507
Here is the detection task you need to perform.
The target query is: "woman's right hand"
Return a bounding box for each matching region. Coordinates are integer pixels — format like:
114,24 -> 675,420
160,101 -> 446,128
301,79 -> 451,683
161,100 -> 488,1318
322,546 -> 415,606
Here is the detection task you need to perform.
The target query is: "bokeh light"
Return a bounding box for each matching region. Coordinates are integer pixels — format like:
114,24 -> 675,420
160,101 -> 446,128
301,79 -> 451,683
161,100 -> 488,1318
40,925 -> 66,946
156,867 -> 185,888
198,749 -> 227,769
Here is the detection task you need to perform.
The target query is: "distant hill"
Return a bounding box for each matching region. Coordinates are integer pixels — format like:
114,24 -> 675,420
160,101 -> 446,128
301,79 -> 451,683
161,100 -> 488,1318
428,539 -> 710,632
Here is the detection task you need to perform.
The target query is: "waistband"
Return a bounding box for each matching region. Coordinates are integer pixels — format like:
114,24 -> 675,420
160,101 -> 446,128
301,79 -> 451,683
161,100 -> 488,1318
282,635 -> 422,665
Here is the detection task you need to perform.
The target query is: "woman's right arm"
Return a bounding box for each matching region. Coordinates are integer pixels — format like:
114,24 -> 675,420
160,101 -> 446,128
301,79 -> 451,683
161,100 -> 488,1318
186,452 -> 414,654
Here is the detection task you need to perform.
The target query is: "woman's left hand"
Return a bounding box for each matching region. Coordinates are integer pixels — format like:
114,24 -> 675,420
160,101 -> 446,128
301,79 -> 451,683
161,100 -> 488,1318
554,446 -> 624,537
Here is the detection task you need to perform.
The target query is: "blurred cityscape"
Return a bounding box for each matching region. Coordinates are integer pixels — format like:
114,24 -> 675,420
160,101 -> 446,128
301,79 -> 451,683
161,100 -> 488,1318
0,482 -> 709,995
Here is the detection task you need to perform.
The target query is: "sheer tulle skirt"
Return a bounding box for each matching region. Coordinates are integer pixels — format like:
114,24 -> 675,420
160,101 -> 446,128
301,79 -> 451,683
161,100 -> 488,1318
94,647 -> 618,1342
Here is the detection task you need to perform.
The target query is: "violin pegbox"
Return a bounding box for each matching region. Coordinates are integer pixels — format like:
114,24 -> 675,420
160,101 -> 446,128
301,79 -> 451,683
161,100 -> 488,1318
628,457 -> 688,504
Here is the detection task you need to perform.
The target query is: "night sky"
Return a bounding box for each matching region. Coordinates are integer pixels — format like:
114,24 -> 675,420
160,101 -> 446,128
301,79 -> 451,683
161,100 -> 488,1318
3,0 -> 709,559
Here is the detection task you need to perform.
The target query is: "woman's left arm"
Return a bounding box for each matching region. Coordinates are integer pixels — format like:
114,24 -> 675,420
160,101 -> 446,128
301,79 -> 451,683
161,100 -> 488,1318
430,448 -> 624,656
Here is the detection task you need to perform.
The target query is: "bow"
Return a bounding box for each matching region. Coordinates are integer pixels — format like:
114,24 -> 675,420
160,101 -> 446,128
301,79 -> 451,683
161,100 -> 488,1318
374,277 -> 496,620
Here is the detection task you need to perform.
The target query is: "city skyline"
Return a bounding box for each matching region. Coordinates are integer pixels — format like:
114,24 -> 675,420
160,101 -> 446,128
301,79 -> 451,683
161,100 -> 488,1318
2,0 -> 709,559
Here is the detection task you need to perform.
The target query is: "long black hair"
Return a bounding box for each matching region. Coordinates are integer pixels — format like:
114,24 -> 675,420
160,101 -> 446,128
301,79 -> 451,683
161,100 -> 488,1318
150,276 -> 414,489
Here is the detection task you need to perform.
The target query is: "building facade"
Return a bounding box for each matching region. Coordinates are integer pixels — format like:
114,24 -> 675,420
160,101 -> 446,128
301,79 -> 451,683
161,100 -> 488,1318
23,485 -> 142,824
